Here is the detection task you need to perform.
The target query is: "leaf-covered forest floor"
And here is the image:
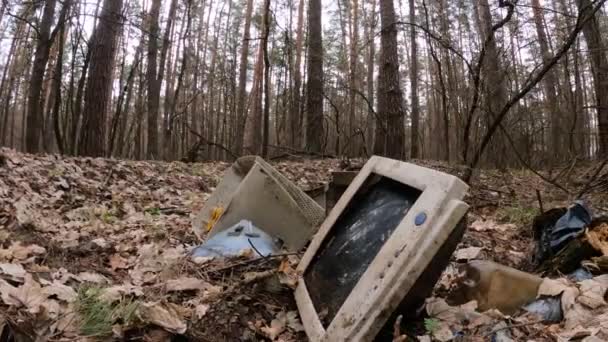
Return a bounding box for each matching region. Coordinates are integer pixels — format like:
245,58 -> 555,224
0,147 -> 607,341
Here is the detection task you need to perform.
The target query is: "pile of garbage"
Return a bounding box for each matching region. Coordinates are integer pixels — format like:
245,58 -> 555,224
429,202 -> 608,342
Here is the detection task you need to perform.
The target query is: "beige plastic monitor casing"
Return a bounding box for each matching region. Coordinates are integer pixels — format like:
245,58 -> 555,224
192,156 -> 325,251
295,156 -> 469,342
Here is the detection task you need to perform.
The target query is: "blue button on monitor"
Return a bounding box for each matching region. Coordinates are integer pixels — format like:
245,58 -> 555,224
415,212 -> 427,226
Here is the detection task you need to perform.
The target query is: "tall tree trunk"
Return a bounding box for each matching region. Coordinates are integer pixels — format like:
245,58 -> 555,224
374,0 -> 405,159
531,0 -> 562,161
365,0 -> 376,155
52,24 -> 67,154
165,0 -> 194,160
577,0 -> 608,157
146,0 -> 162,159
244,42 -> 264,154
111,38 -> 143,157
79,0 -> 123,156
348,0 -> 359,156
262,0 -> 271,157
474,0 -> 509,168
291,0 -> 306,148
25,0 -> 58,152
70,0 -> 102,155
305,0 -> 324,153
0,25 -> 19,145
235,0 -> 254,155
409,0 -> 420,158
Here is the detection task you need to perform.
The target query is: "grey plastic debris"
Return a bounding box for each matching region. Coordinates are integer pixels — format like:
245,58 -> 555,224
568,268 -> 594,282
522,295 -> 563,323
491,322 -> 513,342
191,220 -> 280,259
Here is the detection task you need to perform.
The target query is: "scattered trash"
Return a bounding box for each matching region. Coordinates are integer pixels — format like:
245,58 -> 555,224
569,268 -> 594,282
535,201 -> 592,264
191,220 -> 279,259
522,295 -> 563,322
491,321 -> 514,342
192,156 -> 325,250
448,260 -> 542,314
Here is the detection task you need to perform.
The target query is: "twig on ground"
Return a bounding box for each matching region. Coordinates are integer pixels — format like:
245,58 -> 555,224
484,320 -> 543,336
205,252 -> 302,274
536,189 -> 544,214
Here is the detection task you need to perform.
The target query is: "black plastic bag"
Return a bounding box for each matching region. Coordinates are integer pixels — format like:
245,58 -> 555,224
534,201 -> 592,264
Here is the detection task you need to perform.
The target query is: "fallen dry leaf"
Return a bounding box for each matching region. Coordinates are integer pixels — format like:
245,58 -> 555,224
100,283 -> 144,303
454,246 -> 483,260
138,301 -> 187,334
0,274 -> 46,314
261,311 -> 287,340
195,304 -> 210,320
8,242 -> 46,261
577,275 -> 608,309
0,263 -> 26,282
77,272 -> 110,284
285,311 -> 304,332
42,282 -> 77,302
166,277 -> 210,292
426,298 -> 484,332
109,254 -> 130,271
470,219 -> 514,232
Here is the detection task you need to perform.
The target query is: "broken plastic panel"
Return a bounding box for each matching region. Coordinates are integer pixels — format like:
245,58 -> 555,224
191,220 -> 279,258
192,156 -> 325,251
295,156 -> 469,342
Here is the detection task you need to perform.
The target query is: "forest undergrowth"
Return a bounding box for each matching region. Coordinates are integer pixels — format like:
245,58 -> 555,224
0,147 -> 607,341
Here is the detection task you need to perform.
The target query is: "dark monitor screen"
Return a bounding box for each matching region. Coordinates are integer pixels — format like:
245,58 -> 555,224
303,176 -> 421,327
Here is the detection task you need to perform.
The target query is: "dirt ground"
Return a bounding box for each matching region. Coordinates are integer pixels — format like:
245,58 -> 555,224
0,148 -> 607,341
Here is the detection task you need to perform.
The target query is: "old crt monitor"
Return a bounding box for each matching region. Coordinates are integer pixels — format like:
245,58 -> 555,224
295,156 -> 469,341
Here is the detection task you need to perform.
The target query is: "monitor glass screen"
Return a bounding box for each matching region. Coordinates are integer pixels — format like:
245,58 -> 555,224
303,175 -> 421,327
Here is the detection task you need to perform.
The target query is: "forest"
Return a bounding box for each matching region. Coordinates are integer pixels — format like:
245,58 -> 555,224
0,0 -> 607,169
2,1 -> 608,340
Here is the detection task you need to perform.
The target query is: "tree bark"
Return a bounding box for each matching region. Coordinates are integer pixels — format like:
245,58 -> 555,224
262,0 -> 271,158
577,0 -> 608,157
365,0 -> 376,155
532,0 -> 562,161
146,0 -> 162,159
244,41 -> 264,154
52,24 -> 67,154
79,0 -> 123,156
235,0 -> 254,155
25,0 -> 58,152
291,0 -> 306,149
305,0 -> 324,153
374,0 -> 405,159
473,0 -> 510,168
348,0 -> 359,156
409,0 -> 420,158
